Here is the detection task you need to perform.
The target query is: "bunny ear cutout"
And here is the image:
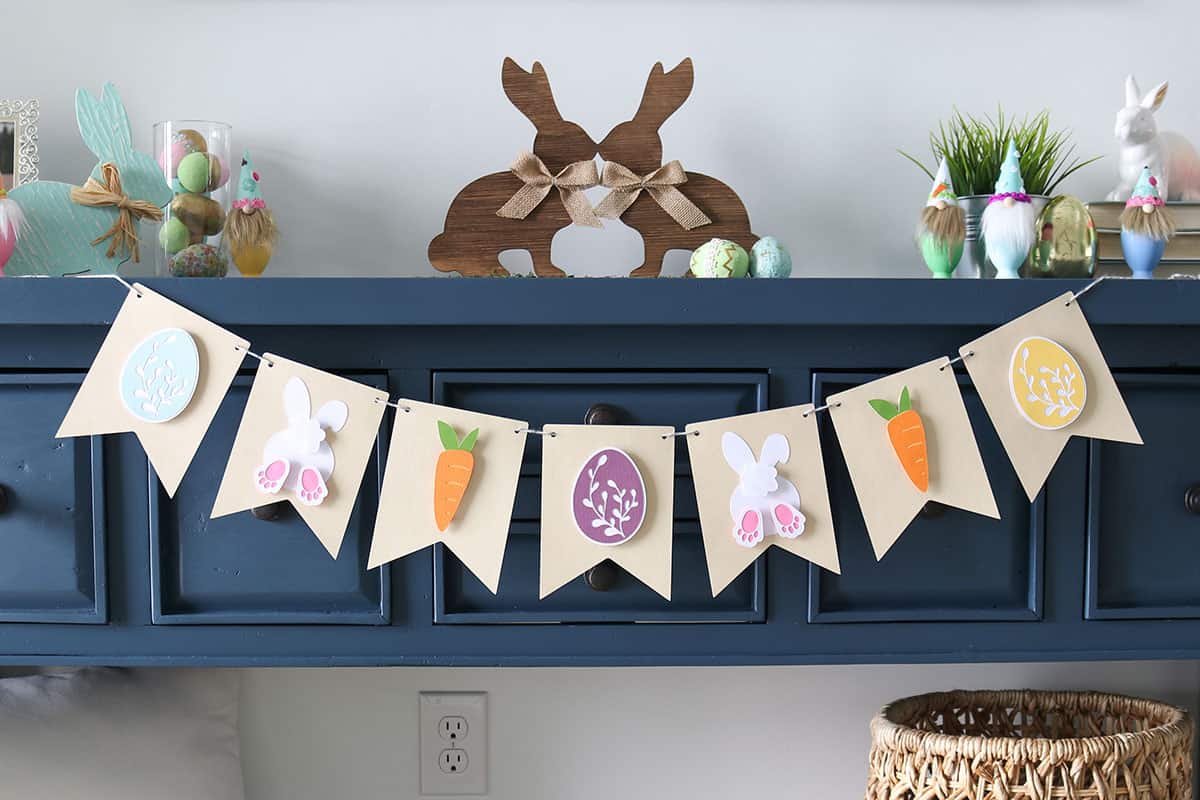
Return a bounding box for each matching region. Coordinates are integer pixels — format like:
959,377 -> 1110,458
633,58 -> 695,129
501,57 -> 563,128
721,431 -> 756,473
1125,75 -> 1142,107
759,433 -> 790,466
75,83 -> 133,162
1142,81 -> 1169,112
316,401 -> 349,433
283,376 -> 311,425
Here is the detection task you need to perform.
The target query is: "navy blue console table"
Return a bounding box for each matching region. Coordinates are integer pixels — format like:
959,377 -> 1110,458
0,277 -> 1197,666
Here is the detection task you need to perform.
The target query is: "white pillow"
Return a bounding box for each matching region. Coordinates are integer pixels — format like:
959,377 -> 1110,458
0,668 -> 244,800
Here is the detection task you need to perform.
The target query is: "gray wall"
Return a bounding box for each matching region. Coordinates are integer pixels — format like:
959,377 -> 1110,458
9,0 -> 1195,277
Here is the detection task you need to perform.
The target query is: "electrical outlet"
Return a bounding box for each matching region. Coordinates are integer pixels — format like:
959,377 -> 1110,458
420,692 -> 487,795
439,715 -> 468,743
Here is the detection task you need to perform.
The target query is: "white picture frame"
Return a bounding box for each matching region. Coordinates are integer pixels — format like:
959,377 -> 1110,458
0,98 -> 39,190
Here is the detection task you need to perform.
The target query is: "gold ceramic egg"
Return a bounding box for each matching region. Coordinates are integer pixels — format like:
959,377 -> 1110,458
1029,195 -> 1096,278
170,193 -> 225,238
177,129 -> 208,154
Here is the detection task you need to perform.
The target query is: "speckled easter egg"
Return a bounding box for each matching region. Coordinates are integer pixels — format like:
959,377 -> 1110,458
157,128 -> 206,178
158,217 -> 191,255
749,236 -> 792,278
170,243 -> 228,278
689,238 -> 749,278
171,192 -> 225,238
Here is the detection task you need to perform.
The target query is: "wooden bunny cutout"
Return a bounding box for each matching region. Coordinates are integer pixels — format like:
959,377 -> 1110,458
597,59 -> 756,277
428,58 -> 598,277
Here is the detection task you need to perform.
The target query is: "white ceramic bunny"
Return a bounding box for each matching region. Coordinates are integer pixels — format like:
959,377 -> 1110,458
1107,75 -> 1200,201
722,431 -> 805,548
255,377 -> 349,507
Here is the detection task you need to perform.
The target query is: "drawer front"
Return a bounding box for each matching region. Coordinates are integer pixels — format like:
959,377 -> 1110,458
432,371 -> 767,623
149,374 -> 389,625
0,375 -> 106,623
1086,374 -> 1200,619
808,372 -> 1043,623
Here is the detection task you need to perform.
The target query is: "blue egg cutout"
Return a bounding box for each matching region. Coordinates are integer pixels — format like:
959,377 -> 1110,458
119,328 -> 200,424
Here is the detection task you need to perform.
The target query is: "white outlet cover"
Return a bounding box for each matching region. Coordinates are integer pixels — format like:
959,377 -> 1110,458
420,692 -> 487,796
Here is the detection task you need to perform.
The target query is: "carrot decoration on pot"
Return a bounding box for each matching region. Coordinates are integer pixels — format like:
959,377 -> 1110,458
434,421 -> 479,531
868,386 -> 929,492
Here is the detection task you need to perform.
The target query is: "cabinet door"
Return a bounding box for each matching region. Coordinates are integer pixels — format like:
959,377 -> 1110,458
807,372 -> 1044,623
149,375 -> 388,624
432,371 -> 767,623
1086,374 -> 1200,619
0,375 -> 105,623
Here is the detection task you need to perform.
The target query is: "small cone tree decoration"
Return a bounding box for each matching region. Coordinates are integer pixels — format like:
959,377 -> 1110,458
1120,166 -> 1175,279
981,141 -> 1038,279
917,158 -> 965,278
225,151 -> 279,277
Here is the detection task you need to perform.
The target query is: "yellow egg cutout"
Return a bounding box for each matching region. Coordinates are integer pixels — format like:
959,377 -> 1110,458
1009,336 -> 1087,430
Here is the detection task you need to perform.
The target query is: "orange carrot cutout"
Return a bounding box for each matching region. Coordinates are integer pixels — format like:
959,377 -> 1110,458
434,421 -> 479,531
868,386 -> 929,493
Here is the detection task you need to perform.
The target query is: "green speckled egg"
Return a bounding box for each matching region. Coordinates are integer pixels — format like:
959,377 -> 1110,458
158,217 -> 191,255
749,236 -> 792,278
689,238 -> 749,278
170,243 -> 228,278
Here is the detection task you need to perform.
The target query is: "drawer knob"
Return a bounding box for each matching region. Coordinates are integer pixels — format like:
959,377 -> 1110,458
585,560 -> 619,592
584,403 -> 621,426
251,502 -> 287,522
1185,485 -> 1200,515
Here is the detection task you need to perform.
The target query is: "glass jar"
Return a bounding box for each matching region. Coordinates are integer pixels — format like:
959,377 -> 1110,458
153,121 -> 233,277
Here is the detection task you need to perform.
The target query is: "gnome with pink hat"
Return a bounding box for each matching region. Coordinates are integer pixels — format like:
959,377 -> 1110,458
981,141 -> 1038,279
917,158 -> 965,278
1120,166 -> 1175,279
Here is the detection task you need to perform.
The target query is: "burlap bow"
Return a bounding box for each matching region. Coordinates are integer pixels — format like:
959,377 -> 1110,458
69,163 -> 164,263
496,152 -> 601,228
595,160 -> 712,230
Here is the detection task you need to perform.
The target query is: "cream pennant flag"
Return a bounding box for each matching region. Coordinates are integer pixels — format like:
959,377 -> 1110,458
367,400 -> 528,593
211,354 -> 388,558
540,424 -> 675,600
56,283 -> 248,498
960,291 -> 1141,500
829,357 -> 999,560
686,406 -> 839,596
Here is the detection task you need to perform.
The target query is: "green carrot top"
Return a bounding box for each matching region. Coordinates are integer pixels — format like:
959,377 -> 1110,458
868,386 -> 912,421
438,420 -> 479,452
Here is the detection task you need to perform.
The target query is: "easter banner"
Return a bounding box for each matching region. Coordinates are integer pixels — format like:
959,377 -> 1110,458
368,400 -> 529,594
56,283 -> 248,498
211,355 -> 388,559
539,425 -> 675,600
960,292 -> 1142,500
828,358 -> 1000,560
686,406 -> 839,597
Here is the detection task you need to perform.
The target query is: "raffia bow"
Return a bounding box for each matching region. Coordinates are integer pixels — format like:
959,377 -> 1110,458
496,152 -> 601,228
69,162 -> 164,263
594,160 -> 712,230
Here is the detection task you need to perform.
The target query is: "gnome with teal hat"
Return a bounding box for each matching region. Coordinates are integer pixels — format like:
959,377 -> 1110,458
224,150 -> 278,277
981,141 -> 1038,279
1120,165 -> 1175,279
917,157 -> 965,278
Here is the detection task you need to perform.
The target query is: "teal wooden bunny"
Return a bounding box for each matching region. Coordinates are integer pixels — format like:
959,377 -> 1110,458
6,83 -> 173,276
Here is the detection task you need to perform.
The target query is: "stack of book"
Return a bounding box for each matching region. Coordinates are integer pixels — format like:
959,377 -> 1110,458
1088,201 -> 1200,275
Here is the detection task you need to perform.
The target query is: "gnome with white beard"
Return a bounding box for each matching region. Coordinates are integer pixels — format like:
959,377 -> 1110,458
981,141 -> 1037,279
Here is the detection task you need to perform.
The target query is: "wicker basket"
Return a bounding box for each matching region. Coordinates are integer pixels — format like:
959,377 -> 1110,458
867,690 -> 1194,800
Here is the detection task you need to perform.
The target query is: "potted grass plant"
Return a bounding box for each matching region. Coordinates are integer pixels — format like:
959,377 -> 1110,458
902,109 -> 1101,277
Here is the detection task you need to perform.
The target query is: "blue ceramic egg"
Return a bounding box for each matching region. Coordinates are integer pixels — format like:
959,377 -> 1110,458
749,237 -> 792,278
119,328 -> 200,423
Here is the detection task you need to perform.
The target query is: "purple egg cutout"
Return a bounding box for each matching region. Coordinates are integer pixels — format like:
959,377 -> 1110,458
572,447 -> 647,546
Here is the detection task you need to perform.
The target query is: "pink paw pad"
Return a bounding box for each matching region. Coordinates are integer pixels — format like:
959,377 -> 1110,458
733,508 -> 764,548
255,459 -> 289,494
773,503 -> 806,538
296,467 -> 327,507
